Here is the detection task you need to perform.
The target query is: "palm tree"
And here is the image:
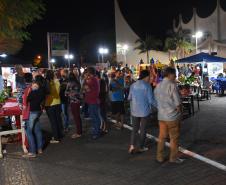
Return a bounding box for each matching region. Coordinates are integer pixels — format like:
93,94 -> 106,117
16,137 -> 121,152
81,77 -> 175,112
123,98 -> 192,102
134,35 -> 162,63
164,29 -> 194,59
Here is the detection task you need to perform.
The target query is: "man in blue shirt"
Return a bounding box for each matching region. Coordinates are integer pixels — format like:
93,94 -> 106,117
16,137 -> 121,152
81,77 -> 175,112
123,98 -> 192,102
128,70 -> 156,154
110,70 -> 125,129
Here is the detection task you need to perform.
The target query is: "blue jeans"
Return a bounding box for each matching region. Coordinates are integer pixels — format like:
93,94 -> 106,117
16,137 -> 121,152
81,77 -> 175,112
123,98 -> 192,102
25,111 -> 43,154
88,104 -> 101,137
61,103 -> 69,129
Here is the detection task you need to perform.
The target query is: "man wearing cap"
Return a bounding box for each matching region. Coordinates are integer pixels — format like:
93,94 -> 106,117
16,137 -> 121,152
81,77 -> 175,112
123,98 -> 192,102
128,70 -> 156,153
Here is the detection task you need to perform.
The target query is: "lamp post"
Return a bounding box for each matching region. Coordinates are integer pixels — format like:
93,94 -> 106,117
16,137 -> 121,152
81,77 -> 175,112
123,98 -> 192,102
0,54 -> 7,58
192,31 -> 203,54
64,54 -> 74,68
122,44 -> 129,64
117,44 -> 129,66
98,47 -> 109,63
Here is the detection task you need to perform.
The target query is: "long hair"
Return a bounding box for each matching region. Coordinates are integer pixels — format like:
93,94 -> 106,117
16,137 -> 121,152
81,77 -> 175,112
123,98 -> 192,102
46,70 -> 54,81
68,72 -> 81,89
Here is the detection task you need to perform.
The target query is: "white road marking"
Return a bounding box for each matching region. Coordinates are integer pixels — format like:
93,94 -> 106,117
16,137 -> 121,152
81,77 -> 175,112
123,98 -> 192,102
110,119 -> 226,171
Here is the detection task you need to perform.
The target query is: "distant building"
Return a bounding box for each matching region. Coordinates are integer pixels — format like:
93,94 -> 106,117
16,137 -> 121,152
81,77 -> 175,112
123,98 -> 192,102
173,0 -> 226,58
114,0 -> 169,66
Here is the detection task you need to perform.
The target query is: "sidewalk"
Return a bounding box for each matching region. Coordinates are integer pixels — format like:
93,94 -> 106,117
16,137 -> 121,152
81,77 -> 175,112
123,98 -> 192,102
1,96 -> 226,185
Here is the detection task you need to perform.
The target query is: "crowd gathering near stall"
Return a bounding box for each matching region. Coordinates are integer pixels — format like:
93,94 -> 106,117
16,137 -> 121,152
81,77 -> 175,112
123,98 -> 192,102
0,63 -> 202,164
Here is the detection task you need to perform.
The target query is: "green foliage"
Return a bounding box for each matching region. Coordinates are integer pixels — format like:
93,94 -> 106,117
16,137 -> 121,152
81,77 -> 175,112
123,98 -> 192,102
164,28 -> 195,55
0,89 -> 8,103
134,35 -> 162,54
0,0 -> 45,54
134,35 -> 162,63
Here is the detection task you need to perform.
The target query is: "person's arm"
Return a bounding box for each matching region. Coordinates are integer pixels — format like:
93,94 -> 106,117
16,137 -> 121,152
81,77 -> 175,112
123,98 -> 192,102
128,85 -> 132,101
147,85 -> 157,108
172,85 -> 182,113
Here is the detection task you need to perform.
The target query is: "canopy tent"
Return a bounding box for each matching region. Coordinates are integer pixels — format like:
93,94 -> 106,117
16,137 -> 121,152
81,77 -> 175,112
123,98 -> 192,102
176,52 -> 226,63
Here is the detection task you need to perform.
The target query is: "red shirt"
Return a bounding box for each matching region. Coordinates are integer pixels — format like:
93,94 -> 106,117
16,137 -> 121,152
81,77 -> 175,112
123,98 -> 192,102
85,76 -> 100,104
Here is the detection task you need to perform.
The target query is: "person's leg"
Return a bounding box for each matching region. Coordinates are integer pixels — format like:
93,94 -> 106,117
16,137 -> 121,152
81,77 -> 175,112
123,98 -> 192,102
25,113 -> 38,154
89,104 -> 101,137
70,102 -> 82,136
168,120 -> 180,162
156,121 -> 168,162
54,104 -> 64,139
61,103 -> 69,129
120,101 -> 125,128
139,116 -> 149,149
130,116 -> 140,148
46,106 -> 59,140
33,112 -> 43,151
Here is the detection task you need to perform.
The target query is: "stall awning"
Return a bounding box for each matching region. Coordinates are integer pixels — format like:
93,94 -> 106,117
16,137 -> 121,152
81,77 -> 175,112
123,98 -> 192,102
176,52 -> 226,63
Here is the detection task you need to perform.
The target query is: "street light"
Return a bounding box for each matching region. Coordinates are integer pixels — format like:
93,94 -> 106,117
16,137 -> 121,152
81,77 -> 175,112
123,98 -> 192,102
0,54 -> 7,58
98,47 -> 109,63
64,54 -> 74,68
50,59 -> 55,63
192,31 -> 203,53
117,43 -> 129,65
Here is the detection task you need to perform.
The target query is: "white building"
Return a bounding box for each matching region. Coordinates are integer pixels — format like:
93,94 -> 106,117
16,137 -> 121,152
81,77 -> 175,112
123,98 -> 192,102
114,0 -> 169,66
173,0 -> 226,58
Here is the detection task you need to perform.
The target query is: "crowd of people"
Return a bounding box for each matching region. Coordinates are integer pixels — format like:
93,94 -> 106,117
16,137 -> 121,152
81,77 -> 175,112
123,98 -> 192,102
11,64 -> 183,164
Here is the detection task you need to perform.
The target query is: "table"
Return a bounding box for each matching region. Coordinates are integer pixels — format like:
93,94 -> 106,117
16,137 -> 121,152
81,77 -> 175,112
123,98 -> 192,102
0,99 -> 27,158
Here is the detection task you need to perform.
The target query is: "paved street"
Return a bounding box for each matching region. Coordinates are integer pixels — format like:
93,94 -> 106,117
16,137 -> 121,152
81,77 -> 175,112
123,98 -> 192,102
1,96 -> 226,185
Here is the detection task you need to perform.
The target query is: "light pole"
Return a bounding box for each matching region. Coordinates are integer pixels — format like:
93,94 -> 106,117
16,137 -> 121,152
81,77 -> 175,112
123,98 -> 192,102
98,48 -> 109,63
50,58 -> 55,69
117,44 -> 129,66
192,31 -> 203,54
64,54 -> 74,68
0,54 -> 7,58
122,44 -> 129,64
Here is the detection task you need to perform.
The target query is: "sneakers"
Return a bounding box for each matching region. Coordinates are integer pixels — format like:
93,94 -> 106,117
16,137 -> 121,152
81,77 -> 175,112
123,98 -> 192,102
22,153 -> 36,158
38,149 -> 43,154
50,138 -> 60,144
71,134 -> 81,139
138,147 -> 149,153
169,158 -> 184,164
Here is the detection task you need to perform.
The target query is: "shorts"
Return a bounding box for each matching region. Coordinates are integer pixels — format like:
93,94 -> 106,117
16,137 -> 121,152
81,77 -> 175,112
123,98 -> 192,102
111,101 -> 125,115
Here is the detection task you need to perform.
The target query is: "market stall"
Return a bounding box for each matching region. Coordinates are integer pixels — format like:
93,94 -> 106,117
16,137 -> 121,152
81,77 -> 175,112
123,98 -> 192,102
0,98 -> 27,158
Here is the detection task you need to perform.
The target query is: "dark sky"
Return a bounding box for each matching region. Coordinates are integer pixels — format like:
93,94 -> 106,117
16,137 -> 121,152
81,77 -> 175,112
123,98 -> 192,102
17,0 -> 226,65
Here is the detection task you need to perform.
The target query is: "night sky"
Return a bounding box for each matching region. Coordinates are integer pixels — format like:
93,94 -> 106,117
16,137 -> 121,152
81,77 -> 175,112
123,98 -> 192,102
16,0 -> 226,65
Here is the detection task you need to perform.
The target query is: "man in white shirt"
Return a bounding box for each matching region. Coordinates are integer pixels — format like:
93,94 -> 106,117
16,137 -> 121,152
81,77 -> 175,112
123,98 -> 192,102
154,67 -> 183,164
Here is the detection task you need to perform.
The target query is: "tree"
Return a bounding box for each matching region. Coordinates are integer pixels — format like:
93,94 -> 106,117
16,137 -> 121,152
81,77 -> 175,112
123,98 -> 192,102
164,29 -> 194,59
0,0 -> 45,54
134,35 -> 162,64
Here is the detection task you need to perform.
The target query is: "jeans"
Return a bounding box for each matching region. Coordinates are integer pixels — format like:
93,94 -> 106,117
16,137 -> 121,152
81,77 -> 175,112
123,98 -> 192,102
70,102 -> 82,135
25,111 -> 43,154
46,104 -> 63,140
157,120 -> 180,162
61,103 -> 69,129
88,104 -> 101,137
130,115 -> 149,148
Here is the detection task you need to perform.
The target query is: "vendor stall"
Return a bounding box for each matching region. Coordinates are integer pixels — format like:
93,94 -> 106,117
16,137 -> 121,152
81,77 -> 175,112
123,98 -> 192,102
0,98 -> 27,158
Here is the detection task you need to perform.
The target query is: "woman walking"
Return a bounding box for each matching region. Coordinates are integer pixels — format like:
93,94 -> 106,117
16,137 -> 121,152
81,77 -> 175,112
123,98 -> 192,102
65,72 -> 82,139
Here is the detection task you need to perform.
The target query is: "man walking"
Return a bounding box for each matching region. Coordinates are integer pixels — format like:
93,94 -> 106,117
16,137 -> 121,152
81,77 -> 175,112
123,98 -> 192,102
154,67 -> 183,163
128,70 -> 156,153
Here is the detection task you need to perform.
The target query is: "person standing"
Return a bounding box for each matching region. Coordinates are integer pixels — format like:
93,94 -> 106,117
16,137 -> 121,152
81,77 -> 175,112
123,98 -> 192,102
60,69 -> 69,132
45,70 -> 63,143
65,72 -> 82,139
109,70 -> 125,129
15,65 -> 26,105
84,67 -> 101,139
154,67 -> 183,164
128,70 -> 156,154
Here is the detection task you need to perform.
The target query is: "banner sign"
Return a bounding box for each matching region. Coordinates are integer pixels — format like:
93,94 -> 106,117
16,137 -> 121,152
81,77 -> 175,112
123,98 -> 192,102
50,33 -> 69,56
